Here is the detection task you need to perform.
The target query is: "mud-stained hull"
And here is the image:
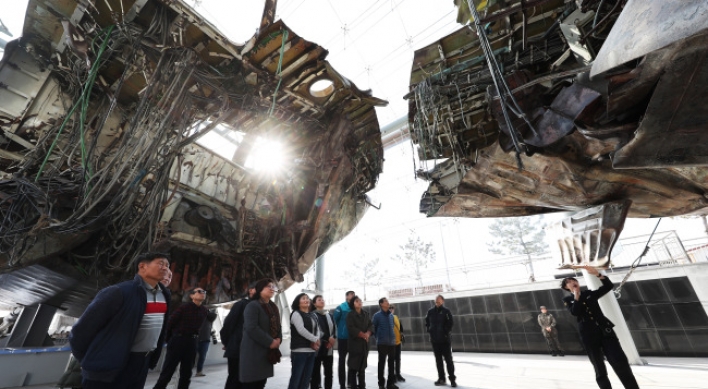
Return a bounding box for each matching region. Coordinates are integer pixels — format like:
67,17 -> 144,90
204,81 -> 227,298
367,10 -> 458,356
409,0 -> 708,219
0,0 -> 385,314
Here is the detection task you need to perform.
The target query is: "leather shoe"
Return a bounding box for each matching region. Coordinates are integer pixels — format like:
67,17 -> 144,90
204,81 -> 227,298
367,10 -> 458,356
434,378 -> 446,386
396,375 -> 406,382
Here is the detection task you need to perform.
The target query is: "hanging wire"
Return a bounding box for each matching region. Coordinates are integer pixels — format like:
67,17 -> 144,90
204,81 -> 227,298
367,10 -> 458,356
613,218 -> 662,299
269,29 -> 290,117
466,0 -> 534,170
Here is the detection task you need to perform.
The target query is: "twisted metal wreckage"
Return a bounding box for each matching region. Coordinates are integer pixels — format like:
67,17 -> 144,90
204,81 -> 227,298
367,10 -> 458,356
408,0 -> 708,268
0,0 -> 386,316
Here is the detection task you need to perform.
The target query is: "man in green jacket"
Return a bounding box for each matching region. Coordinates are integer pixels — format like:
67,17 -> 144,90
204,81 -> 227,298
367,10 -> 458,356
538,306 -> 563,356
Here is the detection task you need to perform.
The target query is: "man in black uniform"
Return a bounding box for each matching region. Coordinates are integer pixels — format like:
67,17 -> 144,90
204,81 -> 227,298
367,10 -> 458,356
561,266 -> 640,389
425,295 -> 456,387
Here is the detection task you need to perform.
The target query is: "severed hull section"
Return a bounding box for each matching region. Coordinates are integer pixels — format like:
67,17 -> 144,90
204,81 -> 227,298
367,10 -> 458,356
0,0 -> 386,314
408,0 -> 708,222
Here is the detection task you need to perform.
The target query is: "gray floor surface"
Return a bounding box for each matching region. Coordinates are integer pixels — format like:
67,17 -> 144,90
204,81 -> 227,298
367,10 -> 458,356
20,351 -> 708,389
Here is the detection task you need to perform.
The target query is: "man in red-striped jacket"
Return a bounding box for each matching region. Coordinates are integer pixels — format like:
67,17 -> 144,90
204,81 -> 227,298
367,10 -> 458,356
70,253 -> 172,389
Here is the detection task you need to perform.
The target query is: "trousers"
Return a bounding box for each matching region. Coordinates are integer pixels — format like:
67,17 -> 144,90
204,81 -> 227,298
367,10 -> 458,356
582,332 -> 640,389
288,352 -> 316,389
544,330 -> 563,353
82,351 -> 151,389
337,339 -> 349,387
153,335 -> 198,389
393,344 -> 402,376
311,352 -> 334,389
196,340 -> 210,372
432,342 -> 456,381
225,357 -> 242,389
377,345 -> 396,388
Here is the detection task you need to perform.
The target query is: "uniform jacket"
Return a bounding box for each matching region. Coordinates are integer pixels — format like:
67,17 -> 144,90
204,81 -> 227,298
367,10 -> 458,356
562,276 -> 615,338
537,312 -> 557,336
220,297 -> 250,358
333,301 -> 352,339
425,305 -> 453,344
372,309 -> 396,346
239,300 -> 282,383
70,275 -> 170,382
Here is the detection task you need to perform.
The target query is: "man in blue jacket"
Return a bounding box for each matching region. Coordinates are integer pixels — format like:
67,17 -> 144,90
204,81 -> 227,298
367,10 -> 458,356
333,290 -> 355,389
425,295 -> 456,387
70,252 -> 171,389
372,297 -> 398,389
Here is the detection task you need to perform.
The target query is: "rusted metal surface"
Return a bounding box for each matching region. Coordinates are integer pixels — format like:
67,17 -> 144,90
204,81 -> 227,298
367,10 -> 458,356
592,0 -> 708,77
408,0 -> 708,220
551,200 -> 631,269
0,0 -> 385,313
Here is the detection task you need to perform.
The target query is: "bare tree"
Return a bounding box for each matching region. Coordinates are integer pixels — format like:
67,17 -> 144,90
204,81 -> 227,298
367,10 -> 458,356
394,233 -> 437,287
344,257 -> 381,301
487,216 -> 548,282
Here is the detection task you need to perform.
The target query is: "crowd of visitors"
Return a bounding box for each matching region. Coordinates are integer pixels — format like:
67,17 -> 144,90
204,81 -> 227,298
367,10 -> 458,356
66,252 -> 640,389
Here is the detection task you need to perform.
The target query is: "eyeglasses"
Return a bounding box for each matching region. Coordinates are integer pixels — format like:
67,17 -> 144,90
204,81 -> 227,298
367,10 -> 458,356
268,284 -> 280,292
194,290 -> 206,294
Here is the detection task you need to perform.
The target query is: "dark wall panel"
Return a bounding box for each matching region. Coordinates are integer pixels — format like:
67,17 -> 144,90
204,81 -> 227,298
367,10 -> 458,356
389,276 -> 706,357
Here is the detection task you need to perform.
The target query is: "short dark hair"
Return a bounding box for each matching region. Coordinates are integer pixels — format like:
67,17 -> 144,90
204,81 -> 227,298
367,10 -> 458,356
291,293 -> 310,312
378,297 -> 388,305
346,291 -> 355,297
561,277 -> 577,291
253,278 -> 276,300
348,295 -> 361,310
435,294 -> 445,301
135,252 -> 170,272
310,294 -> 324,311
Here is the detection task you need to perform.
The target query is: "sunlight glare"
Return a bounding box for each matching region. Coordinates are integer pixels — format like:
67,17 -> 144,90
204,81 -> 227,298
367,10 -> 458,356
245,138 -> 285,173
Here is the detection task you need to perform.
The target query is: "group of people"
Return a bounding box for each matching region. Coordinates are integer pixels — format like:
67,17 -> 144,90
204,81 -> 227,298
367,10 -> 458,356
66,251 -> 641,389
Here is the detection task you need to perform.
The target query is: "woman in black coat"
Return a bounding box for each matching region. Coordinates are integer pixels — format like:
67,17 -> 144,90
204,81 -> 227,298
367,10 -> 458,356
345,296 -> 373,389
239,278 -> 282,389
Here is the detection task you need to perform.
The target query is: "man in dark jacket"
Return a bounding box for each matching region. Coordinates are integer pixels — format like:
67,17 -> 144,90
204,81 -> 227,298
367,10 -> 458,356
70,252 -> 171,389
153,287 -> 210,389
425,295 -> 456,387
221,282 -> 256,389
562,266 -> 640,389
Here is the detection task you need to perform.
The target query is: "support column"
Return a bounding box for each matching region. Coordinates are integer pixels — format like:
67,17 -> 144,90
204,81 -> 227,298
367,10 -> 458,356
582,269 -> 643,365
315,254 -> 325,294
6,304 -> 58,348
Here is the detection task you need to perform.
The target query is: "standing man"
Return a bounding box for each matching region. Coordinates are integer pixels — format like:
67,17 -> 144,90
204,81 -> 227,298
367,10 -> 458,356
372,297 -> 398,389
195,308 -> 218,376
562,266 -> 640,389
69,252 -> 171,389
221,282 -> 257,389
333,290 -> 355,389
538,306 -> 564,356
389,305 -> 405,383
425,295 -> 457,387
153,287 -> 209,389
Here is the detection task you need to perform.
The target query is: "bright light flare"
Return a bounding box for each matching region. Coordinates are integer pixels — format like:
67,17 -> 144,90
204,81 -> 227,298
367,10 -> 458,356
245,138 -> 286,172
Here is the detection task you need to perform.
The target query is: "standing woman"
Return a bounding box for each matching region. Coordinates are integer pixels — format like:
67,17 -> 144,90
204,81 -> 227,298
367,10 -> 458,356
288,293 -> 320,389
240,279 -> 282,389
346,295 -> 373,389
310,295 -> 336,389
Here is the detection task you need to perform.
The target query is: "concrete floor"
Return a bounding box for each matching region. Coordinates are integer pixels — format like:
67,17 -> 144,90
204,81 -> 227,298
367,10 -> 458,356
21,351 -> 708,389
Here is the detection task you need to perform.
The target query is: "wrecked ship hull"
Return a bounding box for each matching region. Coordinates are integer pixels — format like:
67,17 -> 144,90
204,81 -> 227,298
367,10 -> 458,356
0,0 -> 385,314
408,0 -> 708,219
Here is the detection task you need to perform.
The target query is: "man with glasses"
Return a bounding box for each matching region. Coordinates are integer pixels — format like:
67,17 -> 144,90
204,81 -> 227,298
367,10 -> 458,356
70,252 -> 172,389
153,286 -> 210,389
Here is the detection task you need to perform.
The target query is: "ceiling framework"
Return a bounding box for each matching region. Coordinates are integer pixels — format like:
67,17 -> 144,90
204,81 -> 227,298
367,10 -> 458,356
0,0 -> 386,313
408,0 -> 708,219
